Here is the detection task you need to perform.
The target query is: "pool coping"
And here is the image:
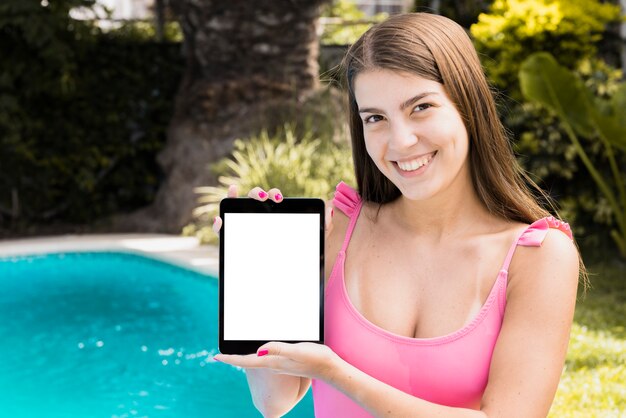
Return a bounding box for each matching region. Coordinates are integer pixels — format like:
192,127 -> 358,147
0,234 -> 219,277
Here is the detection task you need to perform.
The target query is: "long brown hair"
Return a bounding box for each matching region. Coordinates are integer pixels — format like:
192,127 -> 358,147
341,12 -> 552,225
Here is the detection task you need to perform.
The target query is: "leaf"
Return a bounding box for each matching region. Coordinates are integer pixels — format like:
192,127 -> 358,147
600,83 -> 626,150
593,113 -> 626,151
519,52 -> 596,138
520,52 -> 626,151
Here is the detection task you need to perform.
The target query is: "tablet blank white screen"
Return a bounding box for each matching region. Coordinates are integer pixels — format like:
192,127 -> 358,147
224,213 -> 320,341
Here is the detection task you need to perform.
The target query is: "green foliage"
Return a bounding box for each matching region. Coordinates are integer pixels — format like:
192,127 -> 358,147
471,0 -> 621,95
0,1 -> 183,227
508,59 -> 625,247
320,0 -> 387,45
106,21 -> 183,42
411,0 -> 488,28
520,52 -> 626,257
473,0 -> 625,253
184,124 -> 354,244
549,260 -> 626,417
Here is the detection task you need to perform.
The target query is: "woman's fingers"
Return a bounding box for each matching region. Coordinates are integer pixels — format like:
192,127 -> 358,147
248,187 -> 269,201
325,201 -> 335,237
243,186 -> 284,202
212,216 -> 223,235
212,185 -> 238,236
267,188 -> 283,203
214,186 -> 281,237
213,353 -> 265,368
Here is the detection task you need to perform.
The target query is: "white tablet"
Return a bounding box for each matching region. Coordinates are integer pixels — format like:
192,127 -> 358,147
218,197 -> 325,354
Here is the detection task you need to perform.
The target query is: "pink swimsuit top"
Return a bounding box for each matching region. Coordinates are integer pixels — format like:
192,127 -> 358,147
311,182 -> 573,417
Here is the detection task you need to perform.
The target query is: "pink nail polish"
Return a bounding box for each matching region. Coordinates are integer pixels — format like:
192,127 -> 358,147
331,208 -> 334,217
257,349 -> 269,357
275,193 -> 282,201
258,191 -> 267,199
213,356 -> 221,362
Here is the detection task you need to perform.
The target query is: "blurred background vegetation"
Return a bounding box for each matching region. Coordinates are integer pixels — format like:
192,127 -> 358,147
1,1 -> 624,415
2,0 -> 624,258
0,0 -> 183,231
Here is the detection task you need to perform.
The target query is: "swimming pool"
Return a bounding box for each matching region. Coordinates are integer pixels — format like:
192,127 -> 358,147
0,251 -> 314,418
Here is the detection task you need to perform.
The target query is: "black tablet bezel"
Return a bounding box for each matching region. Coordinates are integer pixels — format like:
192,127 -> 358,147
218,197 -> 325,355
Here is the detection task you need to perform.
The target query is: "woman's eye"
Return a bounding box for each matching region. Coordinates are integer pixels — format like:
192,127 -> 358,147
413,103 -> 433,113
364,115 -> 384,124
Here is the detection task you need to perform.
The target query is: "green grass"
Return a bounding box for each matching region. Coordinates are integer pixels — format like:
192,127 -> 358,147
549,259 -> 626,417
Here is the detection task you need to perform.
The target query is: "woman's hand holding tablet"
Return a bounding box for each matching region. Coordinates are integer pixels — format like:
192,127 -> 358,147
212,187 -> 341,418
214,186 -> 333,356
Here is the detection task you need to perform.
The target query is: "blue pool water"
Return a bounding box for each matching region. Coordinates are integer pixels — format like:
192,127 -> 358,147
0,251 -> 314,418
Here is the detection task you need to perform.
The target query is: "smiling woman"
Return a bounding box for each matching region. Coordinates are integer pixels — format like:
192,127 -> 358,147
355,70 -> 470,202
213,12 -> 583,418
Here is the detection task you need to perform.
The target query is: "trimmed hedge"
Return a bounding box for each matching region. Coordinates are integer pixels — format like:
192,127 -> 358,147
0,3 -> 183,227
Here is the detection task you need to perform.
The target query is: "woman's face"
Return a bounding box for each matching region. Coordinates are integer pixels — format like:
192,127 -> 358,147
353,69 -> 471,202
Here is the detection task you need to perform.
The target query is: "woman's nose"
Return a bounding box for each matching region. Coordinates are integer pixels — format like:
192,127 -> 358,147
389,121 -> 419,149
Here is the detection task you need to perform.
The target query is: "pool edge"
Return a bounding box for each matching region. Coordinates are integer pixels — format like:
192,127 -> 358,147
0,234 -> 219,277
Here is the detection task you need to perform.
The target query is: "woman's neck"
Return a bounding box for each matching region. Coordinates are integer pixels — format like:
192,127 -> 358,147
387,178 -> 493,243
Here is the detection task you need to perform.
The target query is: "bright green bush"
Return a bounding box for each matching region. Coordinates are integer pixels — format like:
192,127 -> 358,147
471,0 -> 621,95
184,124 -> 354,244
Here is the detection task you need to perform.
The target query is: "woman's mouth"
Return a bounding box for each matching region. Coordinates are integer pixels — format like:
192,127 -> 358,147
394,151 -> 437,174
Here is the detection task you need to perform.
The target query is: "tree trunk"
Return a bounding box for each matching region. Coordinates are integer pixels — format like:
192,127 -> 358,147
621,0 -> 626,74
114,0 -> 330,233
154,0 -> 165,41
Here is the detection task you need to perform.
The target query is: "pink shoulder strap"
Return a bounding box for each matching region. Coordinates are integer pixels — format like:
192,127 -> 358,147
501,216 -> 574,272
332,182 -> 363,253
333,182 -> 360,217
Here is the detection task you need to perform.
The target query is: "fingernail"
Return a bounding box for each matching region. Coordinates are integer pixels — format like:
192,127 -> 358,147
213,216 -> 217,224
275,193 -> 282,201
331,208 -> 334,217
258,191 -> 268,199
257,349 -> 269,357
213,356 -> 221,362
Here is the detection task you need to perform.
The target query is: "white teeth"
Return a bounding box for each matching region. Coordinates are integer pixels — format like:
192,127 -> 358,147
397,153 -> 434,171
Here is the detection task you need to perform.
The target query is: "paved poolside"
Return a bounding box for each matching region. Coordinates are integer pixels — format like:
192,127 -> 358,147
0,234 -> 219,277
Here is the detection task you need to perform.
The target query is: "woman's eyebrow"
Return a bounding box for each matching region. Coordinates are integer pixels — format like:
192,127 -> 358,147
358,92 -> 439,114
400,92 -> 439,110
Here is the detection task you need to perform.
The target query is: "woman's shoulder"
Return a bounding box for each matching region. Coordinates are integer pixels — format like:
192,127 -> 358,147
507,217 -> 580,297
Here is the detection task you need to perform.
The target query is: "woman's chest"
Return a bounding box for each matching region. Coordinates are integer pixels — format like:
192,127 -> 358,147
321,247 -> 507,409
343,235 -> 509,339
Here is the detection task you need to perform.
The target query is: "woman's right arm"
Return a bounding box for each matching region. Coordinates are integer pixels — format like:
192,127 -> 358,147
245,371 -> 311,417
213,185 -> 342,417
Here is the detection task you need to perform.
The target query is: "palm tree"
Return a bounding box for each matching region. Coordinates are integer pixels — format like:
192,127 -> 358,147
118,0 -> 331,232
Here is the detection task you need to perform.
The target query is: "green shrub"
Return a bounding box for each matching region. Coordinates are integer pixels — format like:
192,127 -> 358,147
471,0 -> 621,96
0,0 -> 183,228
470,0 -> 623,253
520,52 -> 626,257
184,124 -> 355,244
106,20 -> 183,42
507,58 -> 625,243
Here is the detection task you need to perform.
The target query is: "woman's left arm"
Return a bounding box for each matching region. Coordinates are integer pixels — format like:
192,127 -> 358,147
478,228 -> 580,417
217,229 -> 580,417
